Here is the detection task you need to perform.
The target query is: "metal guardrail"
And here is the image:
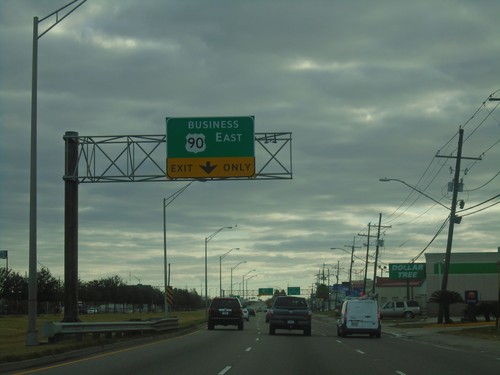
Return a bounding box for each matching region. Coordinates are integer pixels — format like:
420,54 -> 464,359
42,317 -> 179,343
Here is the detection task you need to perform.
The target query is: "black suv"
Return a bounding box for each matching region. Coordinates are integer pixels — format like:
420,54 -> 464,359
208,297 -> 244,330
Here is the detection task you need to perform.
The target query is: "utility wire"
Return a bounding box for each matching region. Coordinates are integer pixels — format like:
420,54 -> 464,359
409,216 -> 450,263
464,170 -> 500,192
461,200 -> 500,217
384,90 -> 500,225
458,193 -> 500,215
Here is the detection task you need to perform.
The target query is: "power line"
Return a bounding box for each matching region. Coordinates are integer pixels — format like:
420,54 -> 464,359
409,216 -> 450,264
464,170 -> 500,192
384,91 -> 499,226
459,194 -> 500,217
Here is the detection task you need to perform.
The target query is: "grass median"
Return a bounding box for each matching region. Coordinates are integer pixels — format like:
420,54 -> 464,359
0,311 -> 206,364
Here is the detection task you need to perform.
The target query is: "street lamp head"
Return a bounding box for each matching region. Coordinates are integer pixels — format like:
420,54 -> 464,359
378,177 -> 450,210
231,260 -> 247,271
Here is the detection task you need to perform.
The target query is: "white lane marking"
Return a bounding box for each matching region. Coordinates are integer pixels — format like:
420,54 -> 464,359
255,337 -> 260,342
395,371 -> 407,375
431,344 -> 460,351
356,349 -> 365,354
218,366 -> 232,375
336,340 -> 342,343
245,347 -> 252,352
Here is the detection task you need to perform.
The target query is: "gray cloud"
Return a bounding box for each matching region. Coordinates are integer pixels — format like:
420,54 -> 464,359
1,0 -> 498,295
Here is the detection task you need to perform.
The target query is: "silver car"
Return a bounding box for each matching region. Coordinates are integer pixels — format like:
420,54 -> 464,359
380,300 -> 421,319
242,307 -> 250,321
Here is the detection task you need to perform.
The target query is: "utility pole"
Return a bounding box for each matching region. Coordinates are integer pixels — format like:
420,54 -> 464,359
345,237 -> 361,296
371,214 -> 391,295
334,260 -> 340,309
435,128 -> 481,322
358,223 -> 377,293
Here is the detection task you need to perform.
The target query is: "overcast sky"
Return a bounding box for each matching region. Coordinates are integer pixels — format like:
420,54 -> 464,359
1,0 -> 499,297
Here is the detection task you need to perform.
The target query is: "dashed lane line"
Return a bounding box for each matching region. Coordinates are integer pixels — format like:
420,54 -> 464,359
218,365 -> 232,375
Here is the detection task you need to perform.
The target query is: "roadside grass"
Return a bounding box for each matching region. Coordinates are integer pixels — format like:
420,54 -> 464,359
439,326 -> 500,341
0,311 -> 206,364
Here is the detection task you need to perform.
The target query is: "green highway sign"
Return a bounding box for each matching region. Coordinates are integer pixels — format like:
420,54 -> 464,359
166,116 -> 255,178
258,288 -> 273,296
389,263 -> 426,279
287,287 -> 300,295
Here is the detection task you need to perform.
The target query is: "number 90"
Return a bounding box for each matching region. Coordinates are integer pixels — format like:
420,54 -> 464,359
187,136 -> 204,149
185,133 -> 206,154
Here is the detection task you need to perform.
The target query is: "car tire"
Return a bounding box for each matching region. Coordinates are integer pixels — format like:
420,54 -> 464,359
404,311 -> 414,319
303,327 -> 311,336
269,325 -> 276,335
208,322 -> 214,330
238,321 -> 244,330
339,327 -> 346,337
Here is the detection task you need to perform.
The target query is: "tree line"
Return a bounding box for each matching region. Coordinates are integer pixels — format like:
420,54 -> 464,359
0,267 -> 202,314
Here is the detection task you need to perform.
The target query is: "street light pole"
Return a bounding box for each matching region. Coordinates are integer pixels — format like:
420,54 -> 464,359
379,178 -> 451,210
27,0 -> 88,346
242,269 -> 256,300
245,274 -> 257,299
163,181 -> 196,316
230,261 -> 246,296
205,226 -> 234,317
219,248 -> 239,296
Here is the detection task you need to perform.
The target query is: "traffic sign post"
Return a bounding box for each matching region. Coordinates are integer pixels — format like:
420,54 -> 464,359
166,116 -> 255,178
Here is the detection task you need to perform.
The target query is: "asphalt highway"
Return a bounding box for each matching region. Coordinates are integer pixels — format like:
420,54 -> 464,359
4,313 -> 500,375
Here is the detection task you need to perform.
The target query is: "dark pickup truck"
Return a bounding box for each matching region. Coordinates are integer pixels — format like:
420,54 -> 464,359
268,296 -> 312,336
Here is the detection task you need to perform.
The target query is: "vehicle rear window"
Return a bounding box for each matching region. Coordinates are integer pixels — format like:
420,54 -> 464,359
407,301 -> 419,307
211,299 -> 240,308
347,301 -> 377,314
274,297 -> 307,308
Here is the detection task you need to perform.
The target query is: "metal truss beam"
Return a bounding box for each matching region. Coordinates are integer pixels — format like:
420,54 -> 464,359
65,132 -> 292,183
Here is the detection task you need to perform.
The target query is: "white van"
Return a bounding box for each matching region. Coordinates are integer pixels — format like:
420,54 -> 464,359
337,299 -> 381,338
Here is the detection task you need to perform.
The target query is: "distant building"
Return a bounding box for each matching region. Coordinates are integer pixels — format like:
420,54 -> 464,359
374,249 -> 499,316
425,250 -> 499,316
376,278 -> 426,308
